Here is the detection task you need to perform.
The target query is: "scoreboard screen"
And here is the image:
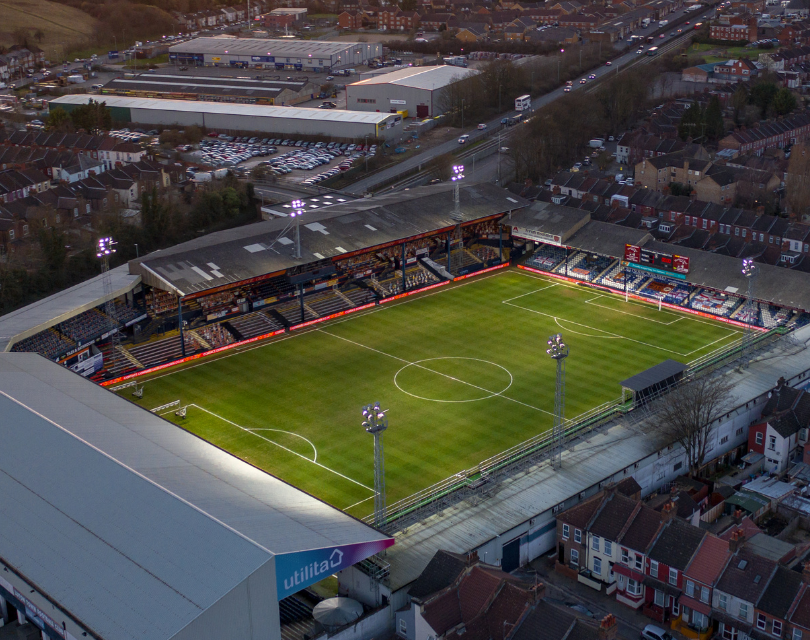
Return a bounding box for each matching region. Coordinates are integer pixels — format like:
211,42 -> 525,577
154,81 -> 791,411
624,244 -> 690,275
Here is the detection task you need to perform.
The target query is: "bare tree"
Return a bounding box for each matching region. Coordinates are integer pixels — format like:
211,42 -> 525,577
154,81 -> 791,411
651,375 -> 734,478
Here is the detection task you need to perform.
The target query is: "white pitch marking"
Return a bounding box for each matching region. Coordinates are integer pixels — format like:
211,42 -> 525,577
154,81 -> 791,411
191,404 -> 373,492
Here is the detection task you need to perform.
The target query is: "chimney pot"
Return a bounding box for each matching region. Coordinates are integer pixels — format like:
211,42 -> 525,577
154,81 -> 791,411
598,614 -> 619,640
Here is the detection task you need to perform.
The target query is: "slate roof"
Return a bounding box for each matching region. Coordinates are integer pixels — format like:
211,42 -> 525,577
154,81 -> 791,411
559,493 -> 604,529
409,549 -> 468,600
759,384 -> 810,438
715,549 -> 778,603
788,585 -> 810,630
619,505 -> 664,553
511,600 -> 601,640
757,566 -> 803,619
648,519 -> 706,571
589,493 -> 641,542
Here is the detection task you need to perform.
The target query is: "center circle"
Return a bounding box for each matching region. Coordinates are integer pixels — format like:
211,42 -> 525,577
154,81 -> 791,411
394,357 -> 513,403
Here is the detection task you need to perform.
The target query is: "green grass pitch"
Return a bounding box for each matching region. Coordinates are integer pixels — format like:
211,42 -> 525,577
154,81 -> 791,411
124,269 -> 743,519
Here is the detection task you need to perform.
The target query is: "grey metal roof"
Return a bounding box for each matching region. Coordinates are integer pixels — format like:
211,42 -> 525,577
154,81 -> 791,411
0,352 -> 391,635
131,183 -> 528,296
0,357 -> 272,640
501,202 -> 590,243
384,322 -> 810,592
0,264 -> 139,352
49,95 -> 396,125
103,79 -> 287,100
621,359 -> 687,392
169,37 -> 368,57
350,66 -> 480,90
135,73 -> 310,91
564,220 -> 653,259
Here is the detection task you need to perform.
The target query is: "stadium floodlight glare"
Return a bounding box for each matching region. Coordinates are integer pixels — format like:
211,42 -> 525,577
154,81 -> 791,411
362,402 -> 388,529
547,333 -> 569,469
741,257 -> 758,368
290,199 -> 304,259
96,236 -> 117,258
451,165 -> 464,222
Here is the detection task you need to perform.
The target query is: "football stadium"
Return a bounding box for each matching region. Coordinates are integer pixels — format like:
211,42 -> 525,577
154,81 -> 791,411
3,183 -> 810,640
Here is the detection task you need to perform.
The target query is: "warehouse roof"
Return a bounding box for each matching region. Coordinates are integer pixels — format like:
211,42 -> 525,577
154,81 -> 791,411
49,95 -> 397,125
130,183 -> 528,296
169,36 -> 368,57
0,264 -> 139,352
103,78 -> 286,100
0,352 -> 392,637
122,73 -> 310,91
350,65 -> 480,90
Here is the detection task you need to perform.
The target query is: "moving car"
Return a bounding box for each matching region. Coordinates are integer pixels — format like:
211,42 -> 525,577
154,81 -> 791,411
458,134 -> 470,144
477,123 -> 487,130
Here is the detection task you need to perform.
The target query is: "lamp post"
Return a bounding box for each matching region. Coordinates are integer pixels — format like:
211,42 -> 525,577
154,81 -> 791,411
546,333 -> 569,469
362,402 -> 388,529
558,48 -> 565,82
290,199 -> 304,259
741,258 -> 758,368
461,97 -> 465,130
451,164 -> 464,222
97,237 -> 122,373
364,134 -> 369,173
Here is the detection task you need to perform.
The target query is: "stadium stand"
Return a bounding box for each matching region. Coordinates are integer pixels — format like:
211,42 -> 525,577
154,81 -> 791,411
555,252 -> 613,282
341,284 -> 376,306
146,290 -> 178,316
596,265 -> 645,291
690,289 -> 742,318
10,329 -> 74,359
761,305 -> 791,328
195,323 -> 235,349
127,333 -> 203,368
275,299 -> 317,325
732,303 -> 761,326
308,290 -> 352,317
114,301 -> 146,325
636,278 -> 690,305
58,309 -> 112,345
525,245 -> 566,272
228,311 -> 285,339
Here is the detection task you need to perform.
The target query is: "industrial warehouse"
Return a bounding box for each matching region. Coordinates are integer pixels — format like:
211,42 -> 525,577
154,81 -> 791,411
48,95 -> 404,139
168,37 -> 382,72
346,66 -> 481,117
100,73 -> 320,106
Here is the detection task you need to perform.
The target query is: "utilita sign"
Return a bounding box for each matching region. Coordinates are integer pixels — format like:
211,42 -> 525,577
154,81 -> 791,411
275,539 -> 394,599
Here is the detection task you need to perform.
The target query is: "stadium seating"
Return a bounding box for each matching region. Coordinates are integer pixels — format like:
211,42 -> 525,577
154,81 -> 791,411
59,309 -> 112,345
690,289 -> 742,318
595,265 -> 644,291
114,302 -> 146,325
274,299 -> 317,325
195,323 -> 235,349
636,278 -> 690,305
732,303 -> 761,326
308,290 -> 351,317
761,305 -> 791,329
341,284 -> 376,307
555,252 -> 613,282
146,290 -> 178,316
128,333 -> 203,368
525,245 -> 566,272
229,311 -> 285,339
278,595 -> 313,625
472,245 -> 499,263
11,329 -> 74,359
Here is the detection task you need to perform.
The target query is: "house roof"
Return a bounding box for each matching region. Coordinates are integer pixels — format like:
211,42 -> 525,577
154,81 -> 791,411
510,600 -> 601,640
716,549 -> 778,603
685,535 -> 731,586
559,493 -> 605,529
759,383 -> 810,438
788,585 -> 810,631
619,504 -> 664,553
589,493 -> 640,542
408,549 -> 469,600
757,565 -> 803,619
648,519 -> 706,571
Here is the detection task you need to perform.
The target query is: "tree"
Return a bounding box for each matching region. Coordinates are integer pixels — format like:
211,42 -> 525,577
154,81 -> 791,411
678,101 -> 703,141
69,100 -> 112,135
141,187 -> 171,244
651,376 -> 734,478
38,227 -> 67,273
773,88 -> 797,116
34,29 -> 45,44
669,182 -> 693,197
731,84 -> 748,124
704,96 -> 725,141
750,82 -> 778,118
46,107 -> 73,132
11,27 -> 30,47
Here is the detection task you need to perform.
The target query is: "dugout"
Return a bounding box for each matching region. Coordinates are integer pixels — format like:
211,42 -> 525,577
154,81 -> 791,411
621,359 -> 687,407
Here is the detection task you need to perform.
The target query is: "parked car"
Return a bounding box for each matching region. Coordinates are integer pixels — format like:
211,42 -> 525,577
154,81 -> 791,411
641,626 -> 672,640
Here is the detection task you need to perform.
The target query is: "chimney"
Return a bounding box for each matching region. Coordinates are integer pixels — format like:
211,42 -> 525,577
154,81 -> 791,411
468,550 -> 479,565
598,614 -> 619,640
802,562 -> 810,585
661,501 -> 677,523
734,509 -> 743,524
530,581 -> 546,603
729,529 -> 746,553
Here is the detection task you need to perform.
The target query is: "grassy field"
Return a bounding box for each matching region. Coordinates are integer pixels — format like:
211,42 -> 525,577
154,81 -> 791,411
122,269 -> 743,519
0,0 -> 97,60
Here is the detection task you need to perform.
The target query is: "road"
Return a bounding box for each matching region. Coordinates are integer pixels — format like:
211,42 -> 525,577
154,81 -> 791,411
345,5 -> 716,196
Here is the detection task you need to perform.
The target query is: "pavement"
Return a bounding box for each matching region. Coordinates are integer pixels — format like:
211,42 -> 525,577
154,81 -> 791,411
517,555 -> 681,640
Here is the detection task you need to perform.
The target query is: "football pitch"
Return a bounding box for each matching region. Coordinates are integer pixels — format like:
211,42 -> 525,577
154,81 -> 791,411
124,269 -> 744,519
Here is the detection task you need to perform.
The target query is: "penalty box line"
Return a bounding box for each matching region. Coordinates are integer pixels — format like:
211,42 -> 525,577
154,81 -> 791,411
187,404 -> 375,494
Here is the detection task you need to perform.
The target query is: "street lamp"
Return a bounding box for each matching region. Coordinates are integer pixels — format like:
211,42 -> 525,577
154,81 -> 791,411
362,402 -> 388,529
97,237 -> 122,372
546,333 -> 569,469
290,199 -> 304,259
451,164 -> 464,221
741,258 -> 758,368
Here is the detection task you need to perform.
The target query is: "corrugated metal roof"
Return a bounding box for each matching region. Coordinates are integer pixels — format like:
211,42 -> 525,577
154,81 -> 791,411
0,264 -> 139,352
49,95 -> 396,124
350,65 -> 480,90
169,37 -> 367,57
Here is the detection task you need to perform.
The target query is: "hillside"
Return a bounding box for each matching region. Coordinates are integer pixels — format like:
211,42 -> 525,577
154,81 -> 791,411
0,0 -> 99,61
